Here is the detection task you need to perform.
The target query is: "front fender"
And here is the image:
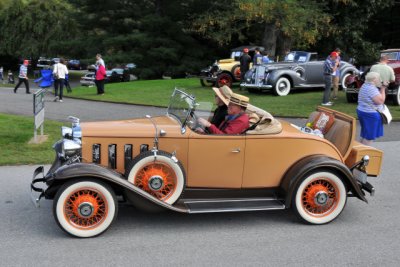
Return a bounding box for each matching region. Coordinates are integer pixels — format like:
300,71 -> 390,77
45,163 -> 188,213
280,155 -> 367,207
268,69 -> 305,86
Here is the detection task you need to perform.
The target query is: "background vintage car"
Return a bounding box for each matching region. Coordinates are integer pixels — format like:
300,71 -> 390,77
345,49 -> 400,105
240,51 -> 359,96
31,90 -> 382,238
199,46 -> 264,88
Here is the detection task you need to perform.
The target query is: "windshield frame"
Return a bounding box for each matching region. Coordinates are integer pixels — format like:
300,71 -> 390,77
167,89 -> 196,133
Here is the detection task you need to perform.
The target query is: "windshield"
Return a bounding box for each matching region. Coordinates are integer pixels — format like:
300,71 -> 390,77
381,52 -> 398,60
167,89 -> 196,126
167,89 -> 213,131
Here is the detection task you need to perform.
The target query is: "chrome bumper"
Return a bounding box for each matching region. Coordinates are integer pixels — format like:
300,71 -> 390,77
240,83 -> 272,89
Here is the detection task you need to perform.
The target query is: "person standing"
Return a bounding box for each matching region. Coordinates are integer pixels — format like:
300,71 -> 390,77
356,72 -> 386,146
253,47 -> 263,66
95,54 -> 106,95
13,60 -> 30,94
239,48 -> 252,82
369,55 -> 395,87
321,52 -> 339,106
330,48 -> 341,101
53,58 -> 69,102
96,53 -> 105,67
262,51 -> 270,63
0,66 -> 3,82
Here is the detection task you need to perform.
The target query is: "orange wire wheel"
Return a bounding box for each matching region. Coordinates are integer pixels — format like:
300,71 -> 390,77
293,171 -> 347,224
301,179 -> 338,217
54,180 -> 117,238
63,188 -> 108,229
134,162 -> 177,201
126,151 -> 186,205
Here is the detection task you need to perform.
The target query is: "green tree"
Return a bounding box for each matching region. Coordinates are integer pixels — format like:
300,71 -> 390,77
0,0 -> 77,60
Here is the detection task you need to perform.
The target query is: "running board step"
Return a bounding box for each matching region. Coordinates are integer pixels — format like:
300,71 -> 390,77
183,198 -> 285,214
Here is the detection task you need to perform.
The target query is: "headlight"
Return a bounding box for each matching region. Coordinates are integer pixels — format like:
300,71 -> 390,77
62,139 -> 82,157
61,126 -> 72,139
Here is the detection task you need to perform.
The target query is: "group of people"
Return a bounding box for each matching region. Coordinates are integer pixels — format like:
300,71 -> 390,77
12,53 -> 107,99
239,47 -> 270,81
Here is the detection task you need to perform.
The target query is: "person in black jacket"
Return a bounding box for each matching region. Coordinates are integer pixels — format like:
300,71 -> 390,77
240,48 -> 252,81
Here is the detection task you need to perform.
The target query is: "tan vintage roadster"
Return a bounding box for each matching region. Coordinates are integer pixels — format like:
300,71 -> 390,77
31,89 -> 383,237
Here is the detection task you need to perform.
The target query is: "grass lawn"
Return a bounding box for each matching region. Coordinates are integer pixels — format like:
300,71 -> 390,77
0,113 -> 63,165
68,78 -> 400,119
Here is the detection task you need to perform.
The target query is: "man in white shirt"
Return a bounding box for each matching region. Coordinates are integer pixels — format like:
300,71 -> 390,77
53,58 -> 69,102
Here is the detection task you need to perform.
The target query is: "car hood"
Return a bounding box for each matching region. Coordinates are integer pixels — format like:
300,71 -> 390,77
218,58 -> 235,64
81,116 -> 184,138
261,62 -> 296,71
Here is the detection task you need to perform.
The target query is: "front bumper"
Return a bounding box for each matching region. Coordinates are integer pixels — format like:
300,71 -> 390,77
240,83 -> 272,89
31,166 -> 47,207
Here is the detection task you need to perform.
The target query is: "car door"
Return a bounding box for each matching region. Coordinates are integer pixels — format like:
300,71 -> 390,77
187,133 -> 245,188
303,61 -> 324,85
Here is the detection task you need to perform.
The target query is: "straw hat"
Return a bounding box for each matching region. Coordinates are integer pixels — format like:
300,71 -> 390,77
229,93 -> 249,108
212,85 -> 233,106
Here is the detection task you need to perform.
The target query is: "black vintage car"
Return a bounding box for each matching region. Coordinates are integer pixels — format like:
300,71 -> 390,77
240,51 -> 359,96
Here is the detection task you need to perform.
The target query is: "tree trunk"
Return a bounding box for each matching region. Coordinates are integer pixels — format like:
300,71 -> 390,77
276,31 -> 292,62
262,23 -> 278,58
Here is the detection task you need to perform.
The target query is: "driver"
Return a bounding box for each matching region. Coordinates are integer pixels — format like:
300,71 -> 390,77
198,93 -> 250,134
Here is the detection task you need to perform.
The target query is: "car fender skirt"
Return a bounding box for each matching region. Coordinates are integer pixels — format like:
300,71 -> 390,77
281,155 -> 367,207
49,163 -> 189,213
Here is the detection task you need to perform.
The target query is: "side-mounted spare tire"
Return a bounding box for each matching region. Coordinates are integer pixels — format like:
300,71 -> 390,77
125,151 -> 186,205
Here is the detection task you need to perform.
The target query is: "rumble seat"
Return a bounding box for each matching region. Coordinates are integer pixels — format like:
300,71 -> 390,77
307,108 -> 355,157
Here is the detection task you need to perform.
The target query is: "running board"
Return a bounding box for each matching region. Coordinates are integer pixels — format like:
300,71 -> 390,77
183,198 -> 286,214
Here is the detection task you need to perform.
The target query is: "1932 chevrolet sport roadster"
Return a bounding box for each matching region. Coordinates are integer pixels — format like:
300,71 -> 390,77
31,89 -> 383,237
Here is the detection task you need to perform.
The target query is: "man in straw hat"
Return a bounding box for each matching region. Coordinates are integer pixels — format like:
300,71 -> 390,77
210,85 -> 232,126
198,93 -> 250,134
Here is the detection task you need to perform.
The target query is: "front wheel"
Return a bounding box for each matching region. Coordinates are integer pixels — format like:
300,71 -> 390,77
53,179 -> 118,238
200,78 -> 215,87
292,171 -> 347,224
273,77 -> 291,96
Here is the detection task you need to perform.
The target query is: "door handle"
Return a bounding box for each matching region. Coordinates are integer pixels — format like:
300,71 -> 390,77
231,148 -> 241,153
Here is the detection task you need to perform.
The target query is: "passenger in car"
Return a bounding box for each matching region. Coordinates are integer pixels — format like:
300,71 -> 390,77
198,93 -> 250,134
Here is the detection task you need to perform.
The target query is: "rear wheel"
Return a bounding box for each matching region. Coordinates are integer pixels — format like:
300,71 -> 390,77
217,73 -> 233,88
273,77 -> 291,96
125,151 -> 186,204
53,179 -> 118,238
292,171 -> 347,224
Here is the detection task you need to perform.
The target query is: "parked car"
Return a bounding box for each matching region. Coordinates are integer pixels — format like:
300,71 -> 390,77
37,57 -> 51,69
68,59 -> 87,70
200,46 -> 265,88
31,88 -> 382,238
241,51 -> 359,96
80,72 -> 95,86
107,68 -> 131,83
345,49 -> 400,105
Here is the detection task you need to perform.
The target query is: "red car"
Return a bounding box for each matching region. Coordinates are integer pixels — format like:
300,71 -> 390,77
345,49 -> 400,105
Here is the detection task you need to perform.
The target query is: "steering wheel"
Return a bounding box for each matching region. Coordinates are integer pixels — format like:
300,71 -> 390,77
188,111 -> 208,133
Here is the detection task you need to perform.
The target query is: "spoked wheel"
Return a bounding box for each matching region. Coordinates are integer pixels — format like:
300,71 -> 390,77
292,171 -> 347,224
217,73 -> 233,88
126,151 -> 186,204
273,77 -> 291,96
53,179 -> 118,238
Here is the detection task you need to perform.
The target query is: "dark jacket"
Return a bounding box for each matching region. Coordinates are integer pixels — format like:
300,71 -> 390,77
210,105 -> 228,127
240,54 -> 252,72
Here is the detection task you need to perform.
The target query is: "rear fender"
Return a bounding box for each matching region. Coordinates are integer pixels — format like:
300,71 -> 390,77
46,163 -> 188,213
280,155 -> 367,207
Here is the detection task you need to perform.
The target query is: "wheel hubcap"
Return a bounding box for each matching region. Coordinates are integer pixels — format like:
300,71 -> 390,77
315,191 -> 328,206
148,175 -> 164,191
78,202 -> 94,217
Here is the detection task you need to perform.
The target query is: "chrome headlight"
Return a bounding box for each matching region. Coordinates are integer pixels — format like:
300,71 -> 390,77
62,139 -> 82,157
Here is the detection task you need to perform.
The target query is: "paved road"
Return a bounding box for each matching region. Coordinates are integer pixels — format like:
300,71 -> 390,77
1,86 -> 400,141
0,141 -> 399,266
